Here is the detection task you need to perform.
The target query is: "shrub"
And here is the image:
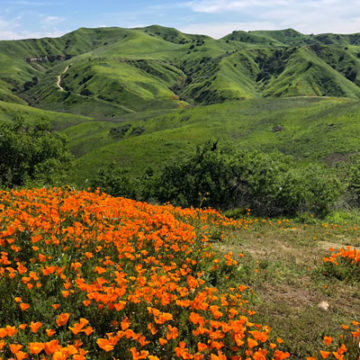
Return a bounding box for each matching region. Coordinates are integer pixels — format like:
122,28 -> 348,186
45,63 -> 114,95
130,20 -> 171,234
90,162 -> 137,199
153,142 -> 238,209
92,143 -> 342,217
343,155 -> 360,207
152,143 -> 341,217
130,126 -> 145,136
109,124 -> 132,139
0,119 -> 73,187
274,165 -> 342,217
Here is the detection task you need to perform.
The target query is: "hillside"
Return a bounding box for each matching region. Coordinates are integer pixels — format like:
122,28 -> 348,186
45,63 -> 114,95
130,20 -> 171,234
1,26 -> 360,113
59,97 -> 360,183
1,26 -> 360,182
0,187 -> 359,359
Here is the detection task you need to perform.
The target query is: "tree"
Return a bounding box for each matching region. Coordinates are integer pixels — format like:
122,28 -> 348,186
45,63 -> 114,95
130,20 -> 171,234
0,119 -> 73,187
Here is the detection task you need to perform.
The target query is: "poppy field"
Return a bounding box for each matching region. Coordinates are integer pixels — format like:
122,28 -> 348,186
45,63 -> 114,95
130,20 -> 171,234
0,188 -> 359,359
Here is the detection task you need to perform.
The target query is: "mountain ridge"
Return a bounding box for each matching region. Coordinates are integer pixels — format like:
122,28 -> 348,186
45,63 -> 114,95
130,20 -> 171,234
1,25 -> 360,117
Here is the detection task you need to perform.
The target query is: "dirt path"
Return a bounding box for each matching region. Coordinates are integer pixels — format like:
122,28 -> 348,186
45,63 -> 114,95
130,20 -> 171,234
56,65 -> 71,92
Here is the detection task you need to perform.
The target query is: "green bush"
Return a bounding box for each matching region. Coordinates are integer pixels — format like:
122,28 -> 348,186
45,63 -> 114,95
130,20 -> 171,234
152,143 -> 342,217
152,142 -> 238,209
343,155 -> 360,207
274,165 -> 342,217
0,119 -> 73,187
91,143 -> 343,218
90,162 -> 137,198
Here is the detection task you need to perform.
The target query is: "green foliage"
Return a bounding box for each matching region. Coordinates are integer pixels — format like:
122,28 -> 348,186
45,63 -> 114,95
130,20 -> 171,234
274,165 -> 343,217
323,256 -> 360,282
90,162 -> 137,198
324,209 -> 360,224
152,141 -> 237,209
0,119 -> 73,187
92,142 -> 343,217
90,142 -> 343,217
130,126 -> 145,136
343,155 -> 360,206
109,124 -> 132,139
150,143 -> 342,217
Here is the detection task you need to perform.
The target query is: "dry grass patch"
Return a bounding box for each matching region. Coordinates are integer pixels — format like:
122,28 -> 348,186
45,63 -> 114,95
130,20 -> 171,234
213,220 -> 360,359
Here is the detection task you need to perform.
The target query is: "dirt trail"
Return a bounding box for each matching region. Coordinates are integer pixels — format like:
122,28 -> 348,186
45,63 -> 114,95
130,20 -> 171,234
56,65 -> 71,91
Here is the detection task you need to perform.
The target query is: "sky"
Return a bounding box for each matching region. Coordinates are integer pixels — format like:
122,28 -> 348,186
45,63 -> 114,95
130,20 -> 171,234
0,0 -> 360,40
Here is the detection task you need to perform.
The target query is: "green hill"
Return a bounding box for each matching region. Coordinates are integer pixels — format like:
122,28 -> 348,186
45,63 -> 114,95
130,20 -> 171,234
2,26 -> 360,183
63,97 -> 360,183
0,100 -> 94,130
1,26 -> 360,113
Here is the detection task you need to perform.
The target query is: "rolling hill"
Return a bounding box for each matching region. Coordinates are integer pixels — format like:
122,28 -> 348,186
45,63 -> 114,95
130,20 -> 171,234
1,26 -> 360,183
2,26 -> 360,112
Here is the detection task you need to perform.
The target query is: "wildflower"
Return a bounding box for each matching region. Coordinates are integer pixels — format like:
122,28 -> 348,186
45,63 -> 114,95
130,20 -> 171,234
97,338 -> 114,352
15,351 -> 28,360
30,321 -> 42,333
9,344 -> 23,354
46,329 -> 56,337
69,318 -> 89,335
56,313 -> 70,327
324,336 -> 332,346
19,303 -> 29,311
28,342 -> 45,354
320,350 -> 330,359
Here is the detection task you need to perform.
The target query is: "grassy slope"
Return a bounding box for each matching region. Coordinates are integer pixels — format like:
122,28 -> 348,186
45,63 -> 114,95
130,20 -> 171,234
65,97 -> 360,183
0,100 -> 94,130
22,28 -> 196,116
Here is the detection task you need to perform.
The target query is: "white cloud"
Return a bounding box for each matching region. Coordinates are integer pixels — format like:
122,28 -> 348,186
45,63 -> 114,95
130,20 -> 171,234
183,0 -> 360,34
185,0 -> 291,13
0,17 -> 66,40
180,21 -> 279,38
42,16 -> 65,25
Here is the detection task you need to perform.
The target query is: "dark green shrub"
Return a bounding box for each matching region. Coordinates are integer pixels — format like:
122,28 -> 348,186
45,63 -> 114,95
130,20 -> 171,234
274,165 -> 342,217
109,124 -> 132,139
152,144 -> 342,217
0,119 -> 73,187
344,155 -> 360,207
91,143 -> 343,217
90,162 -> 137,198
152,142 -> 238,209
130,126 -> 145,136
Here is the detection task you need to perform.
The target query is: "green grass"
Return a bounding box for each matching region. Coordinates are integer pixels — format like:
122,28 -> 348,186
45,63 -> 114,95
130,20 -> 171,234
2,95 -> 360,185
61,97 -> 360,183
0,100 -> 94,130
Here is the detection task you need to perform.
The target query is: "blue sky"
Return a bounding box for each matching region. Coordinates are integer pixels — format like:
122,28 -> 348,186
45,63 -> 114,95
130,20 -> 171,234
0,0 -> 360,40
